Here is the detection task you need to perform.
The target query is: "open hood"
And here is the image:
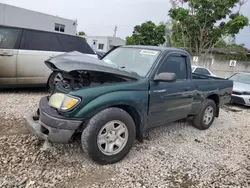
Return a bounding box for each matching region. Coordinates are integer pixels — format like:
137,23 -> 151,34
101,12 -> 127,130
45,51 -> 140,80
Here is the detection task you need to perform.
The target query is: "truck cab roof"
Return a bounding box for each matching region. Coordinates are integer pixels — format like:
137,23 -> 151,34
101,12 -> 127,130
123,45 -> 188,54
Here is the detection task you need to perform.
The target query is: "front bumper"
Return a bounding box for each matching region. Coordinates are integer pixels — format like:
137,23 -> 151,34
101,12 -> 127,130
231,94 -> 250,106
25,97 -> 82,143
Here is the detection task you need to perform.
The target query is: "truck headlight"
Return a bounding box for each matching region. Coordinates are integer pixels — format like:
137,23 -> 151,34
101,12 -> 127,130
48,93 -> 81,111
61,95 -> 81,110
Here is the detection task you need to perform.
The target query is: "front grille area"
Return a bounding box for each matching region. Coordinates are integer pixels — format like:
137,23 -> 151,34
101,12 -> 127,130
231,96 -> 245,104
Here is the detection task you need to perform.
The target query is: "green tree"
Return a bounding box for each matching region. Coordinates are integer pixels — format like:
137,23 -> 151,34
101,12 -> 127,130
125,21 -> 166,46
169,0 -> 249,55
215,39 -> 227,48
125,36 -> 136,45
78,31 -> 86,36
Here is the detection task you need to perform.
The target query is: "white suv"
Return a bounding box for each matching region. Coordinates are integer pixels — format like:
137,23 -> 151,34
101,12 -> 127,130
0,25 -> 97,88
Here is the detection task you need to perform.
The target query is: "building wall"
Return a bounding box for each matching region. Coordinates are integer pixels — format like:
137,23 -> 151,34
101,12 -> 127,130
0,3 -> 77,35
85,36 -> 125,52
84,36 -> 109,52
191,55 -> 250,78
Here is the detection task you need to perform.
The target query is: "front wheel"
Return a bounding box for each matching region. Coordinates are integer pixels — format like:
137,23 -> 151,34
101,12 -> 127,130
81,108 -> 136,165
47,72 -> 64,90
192,99 -> 216,130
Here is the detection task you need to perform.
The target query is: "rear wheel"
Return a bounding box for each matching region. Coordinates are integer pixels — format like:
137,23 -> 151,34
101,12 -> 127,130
81,108 -> 136,165
193,99 -> 216,130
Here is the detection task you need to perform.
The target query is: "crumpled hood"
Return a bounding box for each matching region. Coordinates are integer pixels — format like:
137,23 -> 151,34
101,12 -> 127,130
45,51 -> 140,80
233,81 -> 250,92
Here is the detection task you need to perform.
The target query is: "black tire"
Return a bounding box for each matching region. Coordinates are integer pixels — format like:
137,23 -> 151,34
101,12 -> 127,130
192,99 -> 216,130
81,108 -> 136,165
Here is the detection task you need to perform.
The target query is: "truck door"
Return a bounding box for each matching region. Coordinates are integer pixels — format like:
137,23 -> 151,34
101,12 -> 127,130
0,26 -> 21,86
148,53 -> 194,127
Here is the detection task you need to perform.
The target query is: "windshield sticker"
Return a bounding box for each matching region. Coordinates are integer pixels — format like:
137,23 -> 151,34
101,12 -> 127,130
140,50 -> 158,56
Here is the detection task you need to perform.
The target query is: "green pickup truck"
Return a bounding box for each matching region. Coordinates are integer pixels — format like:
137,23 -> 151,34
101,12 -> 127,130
26,46 -> 233,164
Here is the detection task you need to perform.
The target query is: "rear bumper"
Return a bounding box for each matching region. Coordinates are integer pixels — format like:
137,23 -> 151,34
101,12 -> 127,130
231,94 -> 250,106
25,97 -> 82,143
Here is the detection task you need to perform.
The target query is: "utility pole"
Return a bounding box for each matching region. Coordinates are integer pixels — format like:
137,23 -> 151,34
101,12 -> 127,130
113,25 -> 117,37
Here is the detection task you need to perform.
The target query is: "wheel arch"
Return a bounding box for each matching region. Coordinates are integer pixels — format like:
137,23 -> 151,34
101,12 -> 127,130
78,104 -> 144,142
207,94 -> 220,117
111,104 -> 143,142
207,94 -> 220,106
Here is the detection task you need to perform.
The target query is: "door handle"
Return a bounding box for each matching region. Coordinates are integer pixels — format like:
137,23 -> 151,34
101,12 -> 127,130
0,51 -> 14,56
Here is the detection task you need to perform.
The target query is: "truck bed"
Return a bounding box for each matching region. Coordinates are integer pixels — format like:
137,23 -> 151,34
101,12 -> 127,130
192,73 -> 226,80
190,73 -> 233,109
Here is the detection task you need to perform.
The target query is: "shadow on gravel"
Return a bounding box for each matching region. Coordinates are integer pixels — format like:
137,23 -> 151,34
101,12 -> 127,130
142,117 -> 194,142
222,104 -> 249,112
226,103 -> 250,110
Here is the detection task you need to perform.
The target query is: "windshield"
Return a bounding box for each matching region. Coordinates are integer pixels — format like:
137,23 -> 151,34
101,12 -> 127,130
102,47 -> 161,77
229,73 -> 250,84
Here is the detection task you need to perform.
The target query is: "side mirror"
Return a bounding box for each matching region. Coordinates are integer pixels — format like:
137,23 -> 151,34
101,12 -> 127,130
154,72 -> 177,82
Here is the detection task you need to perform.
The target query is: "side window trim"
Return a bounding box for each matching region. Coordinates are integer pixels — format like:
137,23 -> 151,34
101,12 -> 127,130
14,28 -> 23,50
54,33 -> 64,52
20,29 -> 26,49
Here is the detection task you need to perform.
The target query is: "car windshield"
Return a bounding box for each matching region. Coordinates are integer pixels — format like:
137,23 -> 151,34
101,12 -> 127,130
229,73 -> 250,84
102,47 -> 161,77
192,66 -> 195,71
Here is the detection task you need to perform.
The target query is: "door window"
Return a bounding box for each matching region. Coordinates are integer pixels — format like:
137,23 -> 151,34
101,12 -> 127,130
158,55 -> 187,80
0,27 -> 20,49
21,30 -> 62,51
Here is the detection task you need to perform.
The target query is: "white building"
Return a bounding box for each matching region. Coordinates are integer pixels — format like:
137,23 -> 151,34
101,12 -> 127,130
84,36 -> 126,52
0,3 -> 77,35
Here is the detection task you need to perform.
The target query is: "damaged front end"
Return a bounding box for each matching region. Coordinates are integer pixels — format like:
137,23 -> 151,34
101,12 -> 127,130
45,51 -> 140,94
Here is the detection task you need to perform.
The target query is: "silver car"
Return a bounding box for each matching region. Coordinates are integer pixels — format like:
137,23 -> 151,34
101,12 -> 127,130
229,72 -> 250,106
0,25 -> 97,88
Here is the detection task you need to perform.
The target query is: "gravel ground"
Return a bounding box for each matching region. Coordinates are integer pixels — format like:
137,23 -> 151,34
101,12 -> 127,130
0,90 -> 249,188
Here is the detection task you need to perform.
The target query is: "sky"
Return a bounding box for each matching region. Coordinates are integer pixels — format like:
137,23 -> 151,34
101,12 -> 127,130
1,0 -> 250,47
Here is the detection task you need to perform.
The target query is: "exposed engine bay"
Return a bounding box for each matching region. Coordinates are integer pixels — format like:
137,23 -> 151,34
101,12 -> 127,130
48,70 -> 135,94
45,51 -> 140,94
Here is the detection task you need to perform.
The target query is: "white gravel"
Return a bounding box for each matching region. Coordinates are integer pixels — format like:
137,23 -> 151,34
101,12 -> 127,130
0,90 -> 249,188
